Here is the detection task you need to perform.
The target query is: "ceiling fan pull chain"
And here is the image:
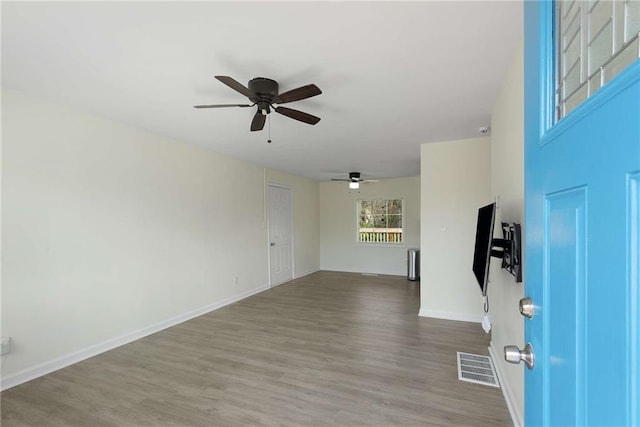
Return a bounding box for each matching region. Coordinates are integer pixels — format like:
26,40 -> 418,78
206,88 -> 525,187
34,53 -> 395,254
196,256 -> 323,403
267,114 -> 272,144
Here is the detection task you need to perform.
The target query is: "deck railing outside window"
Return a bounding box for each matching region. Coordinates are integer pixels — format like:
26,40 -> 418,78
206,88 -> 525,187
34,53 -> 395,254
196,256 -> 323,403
358,228 -> 403,243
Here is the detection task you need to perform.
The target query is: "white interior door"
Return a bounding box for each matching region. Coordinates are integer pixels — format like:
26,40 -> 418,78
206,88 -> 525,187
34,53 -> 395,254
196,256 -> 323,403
268,185 -> 293,286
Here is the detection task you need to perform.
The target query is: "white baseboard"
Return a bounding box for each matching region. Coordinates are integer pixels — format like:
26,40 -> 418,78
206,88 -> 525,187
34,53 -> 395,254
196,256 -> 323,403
489,342 -> 524,427
418,308 -> 482,324
0,284 -> 270,391
270,268 -> 319,288
293,268 -> 319,279
320,268 -> 406,277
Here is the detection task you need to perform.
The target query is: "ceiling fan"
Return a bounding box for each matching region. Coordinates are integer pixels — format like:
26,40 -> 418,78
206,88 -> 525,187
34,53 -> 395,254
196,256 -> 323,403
194,76 -> 322,132
331,172 -> 379,189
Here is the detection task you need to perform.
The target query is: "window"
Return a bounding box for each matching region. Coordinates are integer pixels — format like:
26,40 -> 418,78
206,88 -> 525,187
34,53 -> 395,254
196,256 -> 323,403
556,0 -> 640,120
357,198 -> 404,244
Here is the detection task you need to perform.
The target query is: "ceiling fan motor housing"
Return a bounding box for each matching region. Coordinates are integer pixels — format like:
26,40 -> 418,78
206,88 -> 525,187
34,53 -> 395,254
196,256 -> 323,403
349,172 -> 361,181
249,77 -> 279,100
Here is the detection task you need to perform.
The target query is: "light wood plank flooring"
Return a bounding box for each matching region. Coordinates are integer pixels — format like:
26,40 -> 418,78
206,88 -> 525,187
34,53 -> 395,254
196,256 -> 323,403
1,271 -> 511,426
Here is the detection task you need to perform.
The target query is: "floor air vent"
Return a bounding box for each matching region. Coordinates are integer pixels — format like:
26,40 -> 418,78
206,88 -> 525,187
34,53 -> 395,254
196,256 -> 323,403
456,352 -> 499,388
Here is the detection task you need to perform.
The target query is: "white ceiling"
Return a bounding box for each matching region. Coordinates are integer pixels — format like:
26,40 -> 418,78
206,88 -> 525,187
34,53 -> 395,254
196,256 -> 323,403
1,1 -> 522,181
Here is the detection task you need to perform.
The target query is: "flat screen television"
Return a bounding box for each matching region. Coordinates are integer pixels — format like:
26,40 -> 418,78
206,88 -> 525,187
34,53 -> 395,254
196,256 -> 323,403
472,202 -> 496,296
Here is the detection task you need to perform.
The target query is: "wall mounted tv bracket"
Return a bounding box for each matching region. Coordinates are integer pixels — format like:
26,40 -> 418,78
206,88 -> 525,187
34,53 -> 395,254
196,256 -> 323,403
490,222 -> 522,283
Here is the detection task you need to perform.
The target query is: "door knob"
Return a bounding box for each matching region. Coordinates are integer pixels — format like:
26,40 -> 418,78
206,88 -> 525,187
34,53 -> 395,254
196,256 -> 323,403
504,343 -> 535,369
270,242 -> 276,247
519,297 -> 534,318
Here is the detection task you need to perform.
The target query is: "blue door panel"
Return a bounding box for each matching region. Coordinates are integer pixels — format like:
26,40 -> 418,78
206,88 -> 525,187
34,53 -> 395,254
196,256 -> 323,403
525,1 -> 640,425
544,188 -> 586,426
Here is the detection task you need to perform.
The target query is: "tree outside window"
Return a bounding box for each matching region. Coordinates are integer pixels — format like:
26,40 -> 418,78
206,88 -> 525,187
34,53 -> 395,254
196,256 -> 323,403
358,198 -> 403,243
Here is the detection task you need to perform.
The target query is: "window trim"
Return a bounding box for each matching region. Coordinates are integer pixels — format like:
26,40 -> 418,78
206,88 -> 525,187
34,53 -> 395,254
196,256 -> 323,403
355,197 -> 406,246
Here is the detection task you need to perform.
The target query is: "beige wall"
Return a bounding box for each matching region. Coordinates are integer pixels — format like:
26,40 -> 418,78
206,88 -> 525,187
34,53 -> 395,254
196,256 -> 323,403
319,177 -> 420,276
489,41 -> 525,426
419,138 -> 491,322
265,169 -> 320,278
1,88 -> 319,389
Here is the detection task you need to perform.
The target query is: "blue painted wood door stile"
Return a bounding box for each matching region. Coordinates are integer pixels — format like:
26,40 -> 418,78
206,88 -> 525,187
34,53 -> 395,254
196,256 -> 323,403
524,2 -> 640,426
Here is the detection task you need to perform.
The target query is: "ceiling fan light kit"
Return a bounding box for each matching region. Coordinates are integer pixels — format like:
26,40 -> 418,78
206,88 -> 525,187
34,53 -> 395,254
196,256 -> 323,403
194,75 -> 322,132
332,172 -> 379,189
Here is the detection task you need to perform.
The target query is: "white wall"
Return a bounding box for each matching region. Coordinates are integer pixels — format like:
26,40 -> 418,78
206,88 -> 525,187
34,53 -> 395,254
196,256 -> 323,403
419,138 -> 491,322
1,88 -> 319,389
488,41 -> 525,426
265,169 -> 320,278
319,177 -> 420,276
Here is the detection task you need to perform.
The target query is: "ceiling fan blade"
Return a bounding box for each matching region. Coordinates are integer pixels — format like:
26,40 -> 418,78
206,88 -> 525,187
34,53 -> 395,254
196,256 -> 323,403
250,111 -> 266,131
193,104 -> 252,109
330,179 -> 351,182
215,75 -> 255,99
275,106 -> 321,125
273,84 -> 322,104
362,179 -> 379,183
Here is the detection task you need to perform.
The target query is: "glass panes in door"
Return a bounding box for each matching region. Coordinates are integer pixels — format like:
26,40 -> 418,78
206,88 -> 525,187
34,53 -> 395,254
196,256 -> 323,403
556,0 -> 640,120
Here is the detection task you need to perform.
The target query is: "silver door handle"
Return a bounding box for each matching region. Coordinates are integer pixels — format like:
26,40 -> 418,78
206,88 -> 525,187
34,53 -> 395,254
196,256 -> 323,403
270,242 -> 276,247
519,297 -> 534,318
504,343 -> 535,369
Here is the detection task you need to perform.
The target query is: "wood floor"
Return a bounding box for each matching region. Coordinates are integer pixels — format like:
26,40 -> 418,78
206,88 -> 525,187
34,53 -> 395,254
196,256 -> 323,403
1,271 -> 512,426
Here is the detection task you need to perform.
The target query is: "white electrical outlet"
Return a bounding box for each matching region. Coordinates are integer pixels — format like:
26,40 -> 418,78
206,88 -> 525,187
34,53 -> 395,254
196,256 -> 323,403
1,337 -> 12,356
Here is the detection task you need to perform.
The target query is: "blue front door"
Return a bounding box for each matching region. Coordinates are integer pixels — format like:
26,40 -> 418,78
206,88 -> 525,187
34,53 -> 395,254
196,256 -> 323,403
525,2 -> 640,426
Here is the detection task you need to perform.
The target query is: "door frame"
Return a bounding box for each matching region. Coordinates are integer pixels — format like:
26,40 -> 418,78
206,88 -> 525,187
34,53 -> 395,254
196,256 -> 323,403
266,182 -> 295,287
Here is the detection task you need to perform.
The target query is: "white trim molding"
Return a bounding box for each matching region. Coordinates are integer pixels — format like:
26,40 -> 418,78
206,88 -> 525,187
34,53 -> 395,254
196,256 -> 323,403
418,308 -> 482,324
293,268 -> 320,279
489,342 -> 524,427
273,268 -> 318,287
0,284 -> 270,391
321,268 -> 407,277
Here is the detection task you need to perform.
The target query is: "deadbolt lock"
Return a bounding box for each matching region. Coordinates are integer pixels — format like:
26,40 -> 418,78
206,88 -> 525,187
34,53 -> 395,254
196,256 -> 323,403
519,297 -> 534,318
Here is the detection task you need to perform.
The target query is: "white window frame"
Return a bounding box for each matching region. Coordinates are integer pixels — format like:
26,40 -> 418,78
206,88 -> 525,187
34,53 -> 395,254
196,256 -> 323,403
355,197 -> 405,246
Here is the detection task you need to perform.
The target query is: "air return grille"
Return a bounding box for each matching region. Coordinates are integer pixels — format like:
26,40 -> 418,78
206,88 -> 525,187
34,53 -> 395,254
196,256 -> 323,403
456,352 -> 499,388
